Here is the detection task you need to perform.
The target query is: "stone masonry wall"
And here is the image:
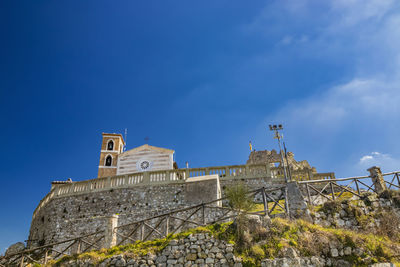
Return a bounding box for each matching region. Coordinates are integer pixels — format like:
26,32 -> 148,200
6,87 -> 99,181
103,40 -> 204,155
220,177 -> 285,203
29,178 -> 220,249
29,176 -> 285,251
53,232 -> 394,267
57,233 -> 242,267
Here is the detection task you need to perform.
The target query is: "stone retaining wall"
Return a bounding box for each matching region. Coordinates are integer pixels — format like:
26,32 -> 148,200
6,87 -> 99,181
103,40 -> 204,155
29,177 -> 221,248
57,233 -> 242,267
54,233 -> 394,267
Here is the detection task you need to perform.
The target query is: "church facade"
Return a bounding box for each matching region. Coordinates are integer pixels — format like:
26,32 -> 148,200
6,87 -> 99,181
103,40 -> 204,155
97,133 -> 174,178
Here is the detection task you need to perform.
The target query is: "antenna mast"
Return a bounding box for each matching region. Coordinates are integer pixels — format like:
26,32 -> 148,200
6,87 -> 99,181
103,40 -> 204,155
124,128 -> 127,151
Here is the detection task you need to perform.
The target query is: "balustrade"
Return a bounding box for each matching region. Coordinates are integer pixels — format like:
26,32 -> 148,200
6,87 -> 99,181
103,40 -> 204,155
32,163 -> 318,219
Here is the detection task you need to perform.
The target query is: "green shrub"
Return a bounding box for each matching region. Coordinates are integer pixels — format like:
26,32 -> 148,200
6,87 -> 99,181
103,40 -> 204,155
250,244 -> 265,259
225,183 -> 255,248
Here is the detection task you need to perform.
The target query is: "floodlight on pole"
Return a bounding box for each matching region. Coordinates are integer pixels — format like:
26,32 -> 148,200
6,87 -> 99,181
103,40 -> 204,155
268,124 -> 289,183
269,123 -> 290,216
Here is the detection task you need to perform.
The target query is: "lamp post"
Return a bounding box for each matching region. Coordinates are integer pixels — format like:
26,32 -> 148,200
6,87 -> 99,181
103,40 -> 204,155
269,124 -> 290,215
269,124 -> 290,183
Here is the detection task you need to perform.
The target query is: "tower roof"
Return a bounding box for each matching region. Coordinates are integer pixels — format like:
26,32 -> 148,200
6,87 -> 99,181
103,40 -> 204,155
102,132 -> 125,145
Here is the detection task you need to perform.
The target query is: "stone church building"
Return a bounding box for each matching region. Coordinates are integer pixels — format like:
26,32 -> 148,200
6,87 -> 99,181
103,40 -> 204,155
97,132 -> 318,179
97,133 -> 174,178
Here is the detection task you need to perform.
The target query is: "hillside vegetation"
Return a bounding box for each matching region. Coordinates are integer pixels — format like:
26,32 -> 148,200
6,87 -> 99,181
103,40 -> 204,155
45,192 -> 400,266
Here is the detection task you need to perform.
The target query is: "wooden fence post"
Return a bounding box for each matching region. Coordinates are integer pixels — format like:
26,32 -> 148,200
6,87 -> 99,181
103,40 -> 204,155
76,239 -> 81,254
166,216 -> 170,236
202,204 -> 206,225
306,183 -> 311,204
140,223 -> 145,241
44,250 -> 48,264
330,182 -> 335,201
261,187 -> 268,216
354,179 -> 361,195
19,255 -> 24,267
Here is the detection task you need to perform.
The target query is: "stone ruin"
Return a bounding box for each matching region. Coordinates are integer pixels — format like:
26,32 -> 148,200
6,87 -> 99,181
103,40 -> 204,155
247,149 -> 317,172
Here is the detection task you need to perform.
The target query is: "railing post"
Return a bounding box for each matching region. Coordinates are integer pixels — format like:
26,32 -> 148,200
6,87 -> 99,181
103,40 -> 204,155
202,203 -> 206,225
225,167 -> 230,178
124,174 -> 129,185
284,186 -> 290,215
76,239 -> 81,254
69,183 -> 75,194
44,250 -> 48,264
368,166 -> 387,193
104,214 -> 118,249
166,216 -> 170,236
354,179 -> 361,195
107,176 -> 112,188
185,169 -> 190,179
143,172 -> 150,184
19,255 -> 24,267
306,183 -> 311,204
55,186 -> 61,196
261,187 -> 268,216
140,223 -> 145,241
330,182 -> 335,201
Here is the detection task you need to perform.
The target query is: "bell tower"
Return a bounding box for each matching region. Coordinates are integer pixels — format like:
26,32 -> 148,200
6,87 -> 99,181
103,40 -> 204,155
98,133 -> 125,178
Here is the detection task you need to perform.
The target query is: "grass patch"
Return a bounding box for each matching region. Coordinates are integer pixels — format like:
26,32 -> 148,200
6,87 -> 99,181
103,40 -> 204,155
250,200 -> 286,215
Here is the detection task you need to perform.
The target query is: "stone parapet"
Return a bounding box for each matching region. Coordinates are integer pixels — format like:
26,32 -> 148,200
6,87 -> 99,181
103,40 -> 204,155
368,166 -> 387,193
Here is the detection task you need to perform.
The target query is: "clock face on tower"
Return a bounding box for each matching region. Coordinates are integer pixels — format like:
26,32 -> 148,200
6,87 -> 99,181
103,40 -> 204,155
137,159 -> 153,172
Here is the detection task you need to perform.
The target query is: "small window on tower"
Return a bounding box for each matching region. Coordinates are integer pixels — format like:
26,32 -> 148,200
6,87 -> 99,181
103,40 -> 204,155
105,155 -> 112,166
107,140 -> 114,150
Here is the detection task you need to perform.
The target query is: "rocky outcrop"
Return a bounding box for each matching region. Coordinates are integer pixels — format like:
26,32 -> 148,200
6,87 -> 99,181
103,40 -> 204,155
5,242 -> 25,256
311,192 -> 400,231
247,150 -> 316,172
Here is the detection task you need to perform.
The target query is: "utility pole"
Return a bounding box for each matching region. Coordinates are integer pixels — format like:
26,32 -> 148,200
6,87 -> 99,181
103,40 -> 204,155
269,124 -> 290,215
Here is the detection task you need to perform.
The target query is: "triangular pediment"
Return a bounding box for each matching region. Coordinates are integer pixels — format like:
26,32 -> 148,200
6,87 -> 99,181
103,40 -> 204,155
121,144 -> 174,156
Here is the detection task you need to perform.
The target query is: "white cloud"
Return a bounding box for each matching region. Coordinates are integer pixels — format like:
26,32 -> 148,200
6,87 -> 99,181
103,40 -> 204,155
360,155 -> 374,162
358,152 -> 400,172
272,77 -> 400,130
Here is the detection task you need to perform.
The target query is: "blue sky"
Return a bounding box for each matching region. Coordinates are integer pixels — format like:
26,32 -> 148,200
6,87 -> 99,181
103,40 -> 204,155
1,0 -> 400,253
